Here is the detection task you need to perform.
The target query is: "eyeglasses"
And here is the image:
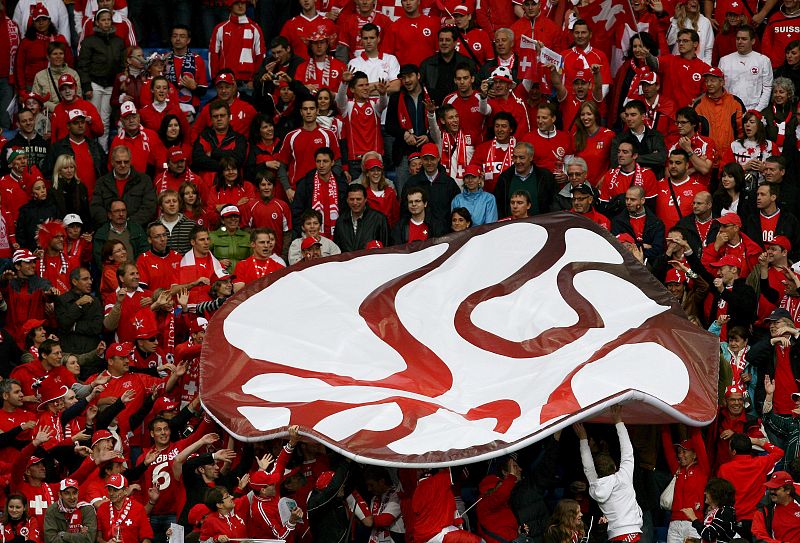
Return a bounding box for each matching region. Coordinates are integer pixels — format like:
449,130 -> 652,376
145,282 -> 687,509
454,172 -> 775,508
675,120 -> 691,125
566,172 -> 585,178
144,336 -> 158,342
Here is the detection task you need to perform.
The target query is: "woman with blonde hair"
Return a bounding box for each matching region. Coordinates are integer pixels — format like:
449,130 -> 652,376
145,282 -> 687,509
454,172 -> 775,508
543,499 -> 586,543
51,154 -> 91,226
360,157 -> 399,227
667,0 -> 714,64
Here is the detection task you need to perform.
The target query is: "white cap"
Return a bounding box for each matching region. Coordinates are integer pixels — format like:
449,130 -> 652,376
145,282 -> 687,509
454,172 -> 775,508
63,213 -> 83,226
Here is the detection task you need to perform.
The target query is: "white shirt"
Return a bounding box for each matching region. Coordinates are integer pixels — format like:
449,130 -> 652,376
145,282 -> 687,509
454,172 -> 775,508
719,50 -> 773,111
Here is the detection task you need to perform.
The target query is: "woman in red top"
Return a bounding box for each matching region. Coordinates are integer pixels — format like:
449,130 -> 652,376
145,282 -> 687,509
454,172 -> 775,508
573,101 -> 615,186
542,499 -> 584,543
2,493 -> 42,543
206,157 -> 256,221
15,6 -> 72,92
157,113 -> 193,169
361,156 -> 399,227
180,181 -> 214,229
139,76 -> 190,146
245,114 -> 286,201
99,240 -> 128,306
661,426 -> 710,543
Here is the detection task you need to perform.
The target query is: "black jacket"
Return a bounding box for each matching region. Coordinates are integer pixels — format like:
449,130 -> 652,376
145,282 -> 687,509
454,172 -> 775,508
42,137 -> 107,184
676,214 -> 720,255
707,278 -> 757,330
493,165 -> 557,218
401,167 -> 461,236
333,206 -> 389,253
51,179 -> 93,230
291,170 -> 349,236
307,460 -> 350,543
419,52 -> 477,105
54,289 -> 103,355
610,127 -> 668,178
743,208 -> 800,261
611,209 -> 666,262
76,28 -> 126,90
191,127 -> 248,174
16,196 -> 63,250
385,91 -> 433,163
1,134 -> 49,174
391,214 -> 441,245
90,169 -> 156,227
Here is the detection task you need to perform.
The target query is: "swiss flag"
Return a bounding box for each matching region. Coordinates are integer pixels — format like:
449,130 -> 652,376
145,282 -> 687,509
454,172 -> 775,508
519,35 -> 539,82
579,0 -> 637,59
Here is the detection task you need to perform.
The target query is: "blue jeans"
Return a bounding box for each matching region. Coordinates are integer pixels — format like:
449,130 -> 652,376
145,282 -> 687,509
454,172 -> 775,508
150,513 -> 176,543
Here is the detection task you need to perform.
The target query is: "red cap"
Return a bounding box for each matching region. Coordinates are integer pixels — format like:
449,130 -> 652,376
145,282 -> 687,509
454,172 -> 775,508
188,504 -> 211,527
12,249 -> 37,263
215,72 -> 236,86
765,470 -> 795,488
212,270 -> 234,282
452,5 -> 471,14
67,109 -> 86,121
91,429 -> 115,448
616,233 -> 636,245
250,470 -> 282,489
188,317 -> 208,334
220,204 -> 241,217
710,255 -> 742,269
420,142 -> 439,158
168,147 -> 186,162
664,268 -> 686,284
306,31 -> 329,43
37,378 -> 69,411
716,213 -> 742,227
463,164 -> 482,178
770,235 -> 792,252
364,157 -> 383,171
21,319 -> 46,337
301,237 -> 322,251
640,70 -> 658,85
106,341 -> 133,359
106,474 -> 127,489
60,478 -> 79,491
408,152 -> 421,161
725,384 -> 744,398
365,240 -> 383,249
27,456 -> 44,469
31,3 -> 50,19
120,101 -> 137,118
153,396 -> 178,414
723,0 -> 745,14
315,471 -> 335,490
674,439 -> 695,451
704,67 -> 725,79
573,70 -> 589,82
132,308 -> 159,339
58,74 -> 76,88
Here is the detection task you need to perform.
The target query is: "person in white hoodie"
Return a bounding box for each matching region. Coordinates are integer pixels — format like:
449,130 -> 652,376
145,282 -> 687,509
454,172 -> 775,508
573,405 -> 643,541
718,25 -> 773,111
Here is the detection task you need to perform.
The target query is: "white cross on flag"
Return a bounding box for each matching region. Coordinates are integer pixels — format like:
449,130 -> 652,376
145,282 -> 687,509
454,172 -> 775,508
579,0 -> 637,57
519,35 -> 539,82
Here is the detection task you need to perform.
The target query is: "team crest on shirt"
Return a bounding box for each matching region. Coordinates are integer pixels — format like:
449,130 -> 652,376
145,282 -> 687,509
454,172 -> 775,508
556,147 -> 566,158
423,28 -> 431,36
20,528 -> 28,537
332,70 -> 340,78
474,42 -> 482,51
314,138 -> 323,144
751,67 -> 759,74
692,73 -> 701,81
365,107 -> 374,116
272,212 -> 279,220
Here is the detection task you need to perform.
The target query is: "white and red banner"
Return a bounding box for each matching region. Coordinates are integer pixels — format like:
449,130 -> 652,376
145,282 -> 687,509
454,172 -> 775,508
201,214 -> 719,467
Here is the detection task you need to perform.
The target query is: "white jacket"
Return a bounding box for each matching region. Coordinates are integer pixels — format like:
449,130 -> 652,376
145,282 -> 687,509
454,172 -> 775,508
580,422 -> 643,539
719,50 -> 774,111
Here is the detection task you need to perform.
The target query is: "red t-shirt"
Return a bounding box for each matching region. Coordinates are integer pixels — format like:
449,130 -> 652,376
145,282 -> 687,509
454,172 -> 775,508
70,140 -> 97,197
235,255 -> 286,284
96,498 -> 154,543
575,128 -> 615,185
246,198 -> 292,252
408,220 -> 429,242
654,177 -> 706,231
443,92 -> 487,144
521,129 -> 574,174
658,54 -> 710,108
760,210 -> 781,244
630,214 -> 646,242
280,14 -> 338,59
278,126 -> 341,188
385,15 -> 439,66
136,250 -> 181,292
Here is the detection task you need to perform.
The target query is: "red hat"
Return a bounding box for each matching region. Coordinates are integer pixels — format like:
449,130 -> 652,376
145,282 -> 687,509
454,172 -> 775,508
27,456 -> 44,469
640,70 -> 658,85
725,384 -> 744,398
168,147 -> 186,162
67,109 -> 86,121
408,152 -> 421,161
106,341 -> 133,359
153,397 -> 178,414
106,474 -> 127,489
21,319 -> 46,337
120,101 -> 137,118
674,439 -> 695,451
770,235 -> 792,252
765,470 -> 795,488
315,471 -> 335,490
301,237 -> 322,251
710,255 -> 742,269
58,74 -> 76,88
479,474 -> 502,494
716,213 -> 742,227
12,249 -> 37,263
36,219 -> 66,251
212,270 -> 234,282
91,429 -> 115,448
573,70 -> 589,82
188,504 -> 211,527
214,72 -> 236,86
20,90 -> 49,106
420,142 -> 439,158
364,157 -> 383,171
225,0 -> 246,6
723,0 -> 745,14
37,378 -> 69,411
132,308 -> 158,340
250,470 -> 282,489
365,240 -> 384,249
59,478 -> 79,491
463,164 -> 482,178
452,5 -> 471,14
31,3 -> 50,19
306,31 -> 329,43
616,233 -> 636,245
704,67 -> 725,79
188,317 -> 208,334
664,268 -> 686,284
220,204 -> 241,217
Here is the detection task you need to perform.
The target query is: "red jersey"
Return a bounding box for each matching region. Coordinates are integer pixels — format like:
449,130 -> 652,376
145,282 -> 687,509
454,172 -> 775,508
294,57 -> 347,94
760,210 -> 781,245
521,129 -> 574,175
50,99 -> 103,143
0,516 -> 41,543
96,498 -> 154,543
339,97 -> 386,157
176,251 -> 224,303
10,362 -> 75,404
752,497 -> 800,543
67,139 -> 98,196
407,220 -> 429,242
0,408 -> 35,465
560,45 -> 612,92
453,27 -> 495,66
575,128 -> 615,185
173,342 -> 202,407
89,370 -> 166,421
103,287 -> 153,342
235,255 -> 286,284
278,126 -> 341,188
367,186 -> 400,227
762,11 -> 800,67
246,197 -> 292,251
666,134 -> 717,187
470,138 -> 515,193
654,177 -> 706,231
280,14 -> 338,60
573,208 -> 611,230
135,250 -> 180,292
153,168 -> 204,196
385,14 -> 439,66
717,443 -> 784,521
510,16 -> 566,56
658,55 -> 710,108
209,15 -> 265,81
200,511 -> 248,542
443,92 -> 488,143
10,444 -> 57,529
598,166 -> 659,202
0,174 -> 29,223
412,471 -> 455,543
37,252 -> 80,293
337,10 -> 392,52
487,94 -> 531,134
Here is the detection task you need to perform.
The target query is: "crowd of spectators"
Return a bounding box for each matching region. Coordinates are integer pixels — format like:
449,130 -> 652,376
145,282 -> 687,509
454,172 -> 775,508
2,0 -> 800,542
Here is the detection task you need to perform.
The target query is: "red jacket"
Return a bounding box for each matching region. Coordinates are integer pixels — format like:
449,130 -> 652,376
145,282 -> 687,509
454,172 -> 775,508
51,98 -> 103,143
751,495 -> 800,543
662,427 -> 709,522
717,443 -> 784,520
476,474 -> 518,543
208,15 -> 265,81
200,510 -> 248,542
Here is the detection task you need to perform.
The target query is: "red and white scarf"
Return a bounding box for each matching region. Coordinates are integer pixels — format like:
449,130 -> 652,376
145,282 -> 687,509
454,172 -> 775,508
487,137 -> 516,176
109,498 -> 133,535
305,56 -> 331,89
608,163 -> 645,191
311,172 -> 339,238
397,89 -> 430,131
441,130 -> 468,179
